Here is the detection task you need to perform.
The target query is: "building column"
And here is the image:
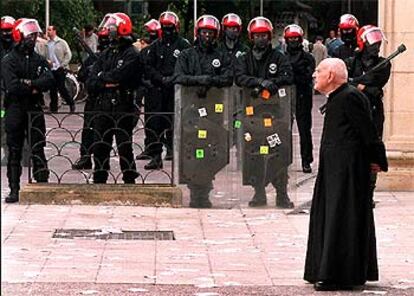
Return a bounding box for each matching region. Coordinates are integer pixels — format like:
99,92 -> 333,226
377,0 -> 414,191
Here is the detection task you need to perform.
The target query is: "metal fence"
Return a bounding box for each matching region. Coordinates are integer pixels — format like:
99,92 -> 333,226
28,111 -> 175,185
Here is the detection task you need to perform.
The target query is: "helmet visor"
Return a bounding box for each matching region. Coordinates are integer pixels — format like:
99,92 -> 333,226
16,19 -> 42,38
364,28 -> 385,45
98,13 -> 124,30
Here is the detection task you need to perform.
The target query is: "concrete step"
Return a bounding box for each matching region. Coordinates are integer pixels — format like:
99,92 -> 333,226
19,183 -> 182,207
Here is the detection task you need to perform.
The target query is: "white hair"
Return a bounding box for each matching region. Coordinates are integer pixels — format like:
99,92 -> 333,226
321,58 -> 348,82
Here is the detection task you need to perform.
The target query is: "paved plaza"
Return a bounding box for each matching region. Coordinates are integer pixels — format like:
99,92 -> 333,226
1,95 -> 413,295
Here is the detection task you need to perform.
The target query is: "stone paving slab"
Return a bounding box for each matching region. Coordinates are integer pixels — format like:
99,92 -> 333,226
2,193 -> 414,294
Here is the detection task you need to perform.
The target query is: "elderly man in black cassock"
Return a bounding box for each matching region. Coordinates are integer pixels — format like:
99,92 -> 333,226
304,58 -> 388,291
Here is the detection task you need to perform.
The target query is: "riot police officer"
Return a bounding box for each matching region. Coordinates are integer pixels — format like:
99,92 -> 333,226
218,13 -> 249,63
1,16 -> 16,166
346,25 -> 391,205
284,24 -> 315,173
2,18 -> 54,203
234,17 -> 295,208
333,14 -> 359,60
86,13 -> 141,184
175,14 -> 233,208
72,29 -> 111,170
134,19 -> 162,162
141,12 -> 190,170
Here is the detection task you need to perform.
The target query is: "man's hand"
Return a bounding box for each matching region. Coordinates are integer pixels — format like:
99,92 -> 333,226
105,83 -> 119,88
370,163 -> 382,173
260,79 -> 278,95
357,84 -> 366,91
20,79 -> 32,87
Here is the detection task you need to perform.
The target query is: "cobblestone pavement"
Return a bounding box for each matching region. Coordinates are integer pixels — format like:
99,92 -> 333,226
2,95 -> 414,295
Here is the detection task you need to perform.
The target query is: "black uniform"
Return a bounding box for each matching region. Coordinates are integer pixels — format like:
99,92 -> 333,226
235,45 -> 294,206
86,40 -> 141,183
332,44 -> 356,60
144,36 -> 190,163
333,31 -> 358,61
285,48 -> 315,168
175,42 -> 233,207
346,55 -> 391,137
346,52 -> 391,203
1,45 -> 55,195
72,53 -> 99,169
1,41 -> 13,166
218,39 -> 250,68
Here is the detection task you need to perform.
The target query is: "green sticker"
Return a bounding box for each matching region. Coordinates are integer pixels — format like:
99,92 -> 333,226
196,149 -> 205,159
234,120 -> 241,129
0,110 -> 5,118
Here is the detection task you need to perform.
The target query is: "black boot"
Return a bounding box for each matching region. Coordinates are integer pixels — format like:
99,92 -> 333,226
5,188 -> 19,203
249,186 -> 267,207
273,168 -> 294,208
72,156 -> 92,170
6,149 -> 21,203
164,149 -> 173,161
189,191 -> 200,208
136,151 -> 152,160
123,171 -> 140,184
302,161 -> 312,173
144,155 -> 163,170
32,150 -> 49,183
276,193 -> 294,209
189,184 -> 212,208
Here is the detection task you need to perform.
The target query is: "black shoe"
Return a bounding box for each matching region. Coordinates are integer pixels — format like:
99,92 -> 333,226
276,195 -> 294,209
72,156 -> 92,170
5,191 -> 19,203
69,104 -> 76,113
136,151 -> 152,160
198,198 -> 212,208
248,198 -> 267,207
314,281 -> 338,291
144,158 -> 163,170
302,162 -> 312,173
50,106 -> 58,113
164,151 -> 173,161
189,200 -> 200,208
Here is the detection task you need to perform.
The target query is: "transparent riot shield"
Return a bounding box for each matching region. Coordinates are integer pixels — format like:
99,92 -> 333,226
234,86 -> 298,208
174,85 -> 237,208
174,85 -> 298,208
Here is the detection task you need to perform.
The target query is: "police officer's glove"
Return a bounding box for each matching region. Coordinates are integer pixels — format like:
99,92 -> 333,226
20,79 -> 32,87
260,79 -> 278,95
196,86 -> 208,98
196,75 -> 212,86
210,76 -> 223,87
162,75 -> 176,87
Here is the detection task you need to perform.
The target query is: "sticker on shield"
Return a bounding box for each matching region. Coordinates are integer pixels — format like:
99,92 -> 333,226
244,132 -> 252,142
196,149 -> 205,159
266,133 -> 282,148
278,88 -> 286,97
198,107 -> 207,117
198,130 -> 207,139
215,103 -> 224,113
260,146 -> 269,154
234,120 -> 242,129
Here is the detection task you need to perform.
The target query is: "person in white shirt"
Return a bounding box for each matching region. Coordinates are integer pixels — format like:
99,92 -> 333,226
46,25 -> 75,112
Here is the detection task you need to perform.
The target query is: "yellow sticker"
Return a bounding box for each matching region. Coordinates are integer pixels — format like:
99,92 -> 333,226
215,103 -> 224,113
260,146 -> 269,154
246,106 -> 254,116
264,118 -> 272,127
198,130 -> 207,139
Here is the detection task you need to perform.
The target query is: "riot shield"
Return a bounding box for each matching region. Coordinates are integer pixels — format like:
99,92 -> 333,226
174,86 -> 231,185
237,86 -> 298,207
174,85 -> 298,208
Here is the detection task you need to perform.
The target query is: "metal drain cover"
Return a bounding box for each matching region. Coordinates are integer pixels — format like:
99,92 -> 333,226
52,229 -> 175,240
